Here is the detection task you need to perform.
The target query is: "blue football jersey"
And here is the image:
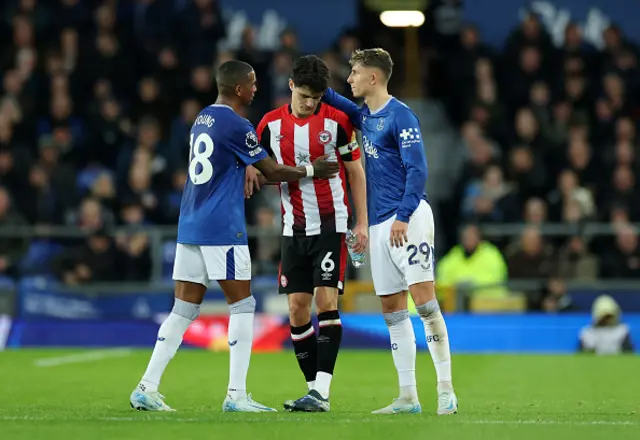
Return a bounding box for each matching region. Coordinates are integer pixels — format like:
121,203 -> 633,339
323,90 -> 428,226
177,104 -> 268,245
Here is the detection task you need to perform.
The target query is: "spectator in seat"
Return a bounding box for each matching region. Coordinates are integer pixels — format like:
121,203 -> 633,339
522,197 -> 547,226
600,224 -> 640,278
554,236 -> 598,280
161,168 -> 186,224
436,224 -> 508,299
0,186 -> 28,278
53,228 -> 120,285
603,165 -> 640,221
114,197 -> 152,281
548,169 -> 595,222
540,278 -> 573,312
507,146 -> 548,201
507,226 -> 553,279
66,196 -> 115,232
461,165 -> 518,222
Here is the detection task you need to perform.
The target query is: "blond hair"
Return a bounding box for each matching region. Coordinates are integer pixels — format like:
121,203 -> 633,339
349,48 -> 394,81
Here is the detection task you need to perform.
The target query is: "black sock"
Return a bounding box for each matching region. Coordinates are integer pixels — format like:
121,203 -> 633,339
317,310 -> 342,376
290,321 -> 318,385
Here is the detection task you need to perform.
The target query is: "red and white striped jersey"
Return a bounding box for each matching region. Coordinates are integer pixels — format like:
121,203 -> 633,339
257,103 -> 361,237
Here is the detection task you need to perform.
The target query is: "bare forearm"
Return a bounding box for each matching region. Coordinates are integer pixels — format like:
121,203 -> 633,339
257,174 -> 277,186
263,164 -> 307,182
254,157 -> 307,182
349,169 -> 368,226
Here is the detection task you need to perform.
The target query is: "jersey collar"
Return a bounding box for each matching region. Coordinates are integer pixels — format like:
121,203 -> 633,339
367,96 -> 394,115
288,102 -> 322,116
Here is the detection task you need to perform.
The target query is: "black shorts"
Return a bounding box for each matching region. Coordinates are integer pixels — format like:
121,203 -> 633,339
278,233 -> 347,295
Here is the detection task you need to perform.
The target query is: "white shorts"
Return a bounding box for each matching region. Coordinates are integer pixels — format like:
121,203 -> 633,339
172,243 -> 251,286
369,200 -> 435,296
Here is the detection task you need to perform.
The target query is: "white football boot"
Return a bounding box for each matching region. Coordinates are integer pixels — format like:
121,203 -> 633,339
222,393 -> 277,412
437,391 -> 458,415
371,397 -> 422,414
130,387 -> 175,412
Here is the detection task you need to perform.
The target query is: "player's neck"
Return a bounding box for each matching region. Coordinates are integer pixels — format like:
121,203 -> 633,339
215,96 -> 242,113
364,90 -> 392,113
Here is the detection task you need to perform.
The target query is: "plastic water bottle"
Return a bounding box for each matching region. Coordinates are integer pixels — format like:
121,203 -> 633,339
346,230 -> 367,268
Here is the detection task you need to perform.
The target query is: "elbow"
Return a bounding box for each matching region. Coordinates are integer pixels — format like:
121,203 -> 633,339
260,164 -> 280,182
262,169 -> 276,181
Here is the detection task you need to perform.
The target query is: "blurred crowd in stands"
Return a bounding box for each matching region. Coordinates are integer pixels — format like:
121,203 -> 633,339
432,12 -> 640,310
2,1 -> 640,310
0,0 -> 358,283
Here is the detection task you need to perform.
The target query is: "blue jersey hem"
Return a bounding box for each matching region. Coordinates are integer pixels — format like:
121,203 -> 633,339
176,239 -> 248,246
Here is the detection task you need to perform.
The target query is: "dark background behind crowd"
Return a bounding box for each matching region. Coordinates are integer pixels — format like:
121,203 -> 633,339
0,0 -> 361,284
1,0 -> 640,308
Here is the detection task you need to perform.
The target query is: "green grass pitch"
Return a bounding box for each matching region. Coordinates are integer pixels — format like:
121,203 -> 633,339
0,349 -> 638,439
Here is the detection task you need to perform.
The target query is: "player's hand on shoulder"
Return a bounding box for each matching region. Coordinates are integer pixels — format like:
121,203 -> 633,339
390,220 -> 409,248
312,154 -> 340,179
352,222 -> 368,253
245,165 -> 261,198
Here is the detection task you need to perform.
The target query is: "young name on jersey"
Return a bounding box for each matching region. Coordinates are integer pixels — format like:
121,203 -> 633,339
177,104 -> 268,245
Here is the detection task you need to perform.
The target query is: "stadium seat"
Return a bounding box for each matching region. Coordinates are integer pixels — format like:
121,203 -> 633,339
75,167 -> 113,194
19,241 -> 65,276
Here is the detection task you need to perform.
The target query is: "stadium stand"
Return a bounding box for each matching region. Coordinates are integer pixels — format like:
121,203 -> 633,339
1,0 -> 640,314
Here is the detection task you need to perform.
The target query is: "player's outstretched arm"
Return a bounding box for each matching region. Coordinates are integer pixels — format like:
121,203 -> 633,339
253,155 -> 339,182
322,88 -> 362,129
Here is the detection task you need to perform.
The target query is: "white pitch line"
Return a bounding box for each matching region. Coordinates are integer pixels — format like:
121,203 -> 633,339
33,349 -> 133,367
0,415 -> 638,426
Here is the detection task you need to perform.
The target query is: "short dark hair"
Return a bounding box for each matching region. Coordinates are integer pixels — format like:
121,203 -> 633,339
216,60 -> 254,96
350,48 -> 394,81
291,55 -> 330,94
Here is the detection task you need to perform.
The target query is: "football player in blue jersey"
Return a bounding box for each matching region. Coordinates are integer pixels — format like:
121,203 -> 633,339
130,60 -> 339,413
322,48 -> 458,415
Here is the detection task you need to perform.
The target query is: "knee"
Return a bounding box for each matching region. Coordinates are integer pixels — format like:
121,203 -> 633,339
229,295 -> 256,314
289,295 -> 312,325
315,287 -> 338,314
383,308 -> 409,327
409,281 -> 436,306
415,297 -> 441,320
380,292 -> 408,314
172,297 -> 201,321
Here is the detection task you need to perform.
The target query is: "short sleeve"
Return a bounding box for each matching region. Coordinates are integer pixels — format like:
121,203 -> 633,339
256,116 -> 274,157
229,123 -> 268,166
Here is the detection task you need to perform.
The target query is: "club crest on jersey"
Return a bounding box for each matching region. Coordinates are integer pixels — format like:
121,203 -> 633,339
245,131 -> 259,148
296,152 -> 311,164
317,130 -> 332,144
376,119 -> 385,131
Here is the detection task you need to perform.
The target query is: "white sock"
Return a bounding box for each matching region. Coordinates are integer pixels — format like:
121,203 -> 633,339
227,296 -> 256,399
384,310 -> 418,401
307,381 -> 316,390
417,299 -> 453,394
314,372 -> 332,399
139,298 -> 199,393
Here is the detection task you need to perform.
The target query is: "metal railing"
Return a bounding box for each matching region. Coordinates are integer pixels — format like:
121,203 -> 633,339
477,222 -> 633,237
0,224 -> 281,282
0,221 -> 638,283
